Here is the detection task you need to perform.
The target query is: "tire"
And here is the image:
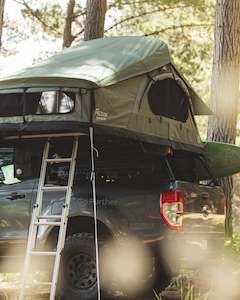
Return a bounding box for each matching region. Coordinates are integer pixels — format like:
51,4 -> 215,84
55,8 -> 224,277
57,233 -> 102,300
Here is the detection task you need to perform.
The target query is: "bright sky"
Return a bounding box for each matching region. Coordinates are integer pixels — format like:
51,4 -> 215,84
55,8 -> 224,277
0,0 -> 116,77
0,0 -> 75,76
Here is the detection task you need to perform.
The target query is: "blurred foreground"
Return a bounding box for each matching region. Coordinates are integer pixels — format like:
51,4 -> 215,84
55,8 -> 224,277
1,236 -> 240,300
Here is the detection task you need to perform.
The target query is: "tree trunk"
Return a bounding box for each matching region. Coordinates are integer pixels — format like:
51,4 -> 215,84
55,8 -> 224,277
62,0 -> 75,48
207,0 -> 240,237
0,0 -> 5,51
84,0 -> 107,41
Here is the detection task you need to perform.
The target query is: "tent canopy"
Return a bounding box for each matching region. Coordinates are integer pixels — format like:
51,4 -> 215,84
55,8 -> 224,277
0,36 -> 213,153
0,36 -> 211,115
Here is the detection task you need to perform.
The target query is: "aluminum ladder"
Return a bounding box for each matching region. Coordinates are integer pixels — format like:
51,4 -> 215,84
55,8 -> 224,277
19,136 -> 79,300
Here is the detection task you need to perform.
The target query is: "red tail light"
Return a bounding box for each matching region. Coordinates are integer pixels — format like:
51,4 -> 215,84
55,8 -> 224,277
160,189 -> 184,231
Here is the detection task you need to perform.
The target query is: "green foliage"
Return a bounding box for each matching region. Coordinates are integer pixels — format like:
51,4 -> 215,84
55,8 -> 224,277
231,234 -> 240,253
154,272 -> 210,300
1,15 -> 27,56
21,1 -> 64,38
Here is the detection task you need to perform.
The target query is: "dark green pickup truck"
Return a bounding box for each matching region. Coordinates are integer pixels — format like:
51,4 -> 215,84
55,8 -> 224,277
0,136 -> 225,300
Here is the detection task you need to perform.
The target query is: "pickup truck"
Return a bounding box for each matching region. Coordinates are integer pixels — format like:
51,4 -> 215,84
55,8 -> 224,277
0,135 -> 225,300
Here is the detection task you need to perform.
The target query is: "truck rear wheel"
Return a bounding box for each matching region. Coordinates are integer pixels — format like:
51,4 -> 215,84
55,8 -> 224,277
57,233 -> 101,300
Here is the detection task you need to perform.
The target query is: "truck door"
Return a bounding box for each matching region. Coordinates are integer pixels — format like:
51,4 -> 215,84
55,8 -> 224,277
0,147 -> 38,241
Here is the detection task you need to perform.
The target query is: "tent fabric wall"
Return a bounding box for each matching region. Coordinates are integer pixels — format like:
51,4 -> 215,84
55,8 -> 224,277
93,74 -> 203,151
0,75 -> 203,152
94,76 -> 144,129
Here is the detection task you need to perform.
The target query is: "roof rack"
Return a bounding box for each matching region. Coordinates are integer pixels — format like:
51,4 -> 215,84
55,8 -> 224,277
3,132 -> 86,140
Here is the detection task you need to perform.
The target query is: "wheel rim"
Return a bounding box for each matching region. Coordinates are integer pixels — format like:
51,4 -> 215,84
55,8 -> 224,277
66,252 -> 97,290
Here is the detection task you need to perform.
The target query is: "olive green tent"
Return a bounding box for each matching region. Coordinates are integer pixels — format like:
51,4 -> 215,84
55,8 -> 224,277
0,36 -> 211,153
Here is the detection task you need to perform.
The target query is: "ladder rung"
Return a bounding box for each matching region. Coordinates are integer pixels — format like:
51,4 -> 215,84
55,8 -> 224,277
46,158 -> 72,163
30,251 -> 56,256
37,215 -> 62,220
34,221 -> 61,226
32,281 -> 52,286
42,186 -> 68,191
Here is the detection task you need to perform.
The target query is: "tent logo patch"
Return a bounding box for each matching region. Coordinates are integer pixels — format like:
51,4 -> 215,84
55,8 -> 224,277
95,108 -> 108,120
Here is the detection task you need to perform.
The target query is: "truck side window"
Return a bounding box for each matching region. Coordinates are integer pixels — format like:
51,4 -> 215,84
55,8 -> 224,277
168,154 -> 211,183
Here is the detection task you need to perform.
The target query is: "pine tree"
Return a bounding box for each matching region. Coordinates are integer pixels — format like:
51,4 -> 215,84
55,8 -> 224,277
208,0 -> 240,236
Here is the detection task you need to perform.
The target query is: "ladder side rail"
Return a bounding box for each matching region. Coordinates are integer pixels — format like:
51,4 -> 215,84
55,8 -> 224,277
19,140 -> 50,300
36,141 -> 51,215
49,137 -> 79,300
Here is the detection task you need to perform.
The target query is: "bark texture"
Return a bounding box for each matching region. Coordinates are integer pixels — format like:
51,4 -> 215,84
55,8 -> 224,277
84,0 -> 107,41
208,0 -> 240,236
62,0 -> 76,48
0,0 -> 5,51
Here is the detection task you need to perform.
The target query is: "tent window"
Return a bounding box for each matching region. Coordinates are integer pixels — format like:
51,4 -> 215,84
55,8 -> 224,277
0,93 -> 24,117
0,91 -> 75,117
148,78 -> 189,122
25,91 -> 75,115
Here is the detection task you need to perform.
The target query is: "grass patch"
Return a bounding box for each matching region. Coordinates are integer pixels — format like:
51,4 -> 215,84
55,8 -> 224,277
231,234 -> 240,253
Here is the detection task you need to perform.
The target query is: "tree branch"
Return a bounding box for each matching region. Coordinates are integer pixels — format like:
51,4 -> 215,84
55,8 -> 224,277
73,9 -> 86,18
108,0 -> 147,9
13,0 -> 62,36
144,23 -> 213,36
73,28 -> 84,39
105,5 -> 193,32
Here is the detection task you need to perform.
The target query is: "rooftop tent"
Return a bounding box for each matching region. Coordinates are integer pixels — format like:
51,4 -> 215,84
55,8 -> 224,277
0,36 -> 211,153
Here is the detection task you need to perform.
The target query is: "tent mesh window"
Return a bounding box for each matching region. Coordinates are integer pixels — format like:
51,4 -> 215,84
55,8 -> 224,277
0,93 -> 24,117
148,78 -> 189,122
25,91 -> 75,115
0,91 -> 75,117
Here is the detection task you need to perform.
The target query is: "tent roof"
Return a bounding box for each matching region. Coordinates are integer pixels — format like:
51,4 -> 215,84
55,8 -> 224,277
0,36 -> 212,115
0,36 -> 170,88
